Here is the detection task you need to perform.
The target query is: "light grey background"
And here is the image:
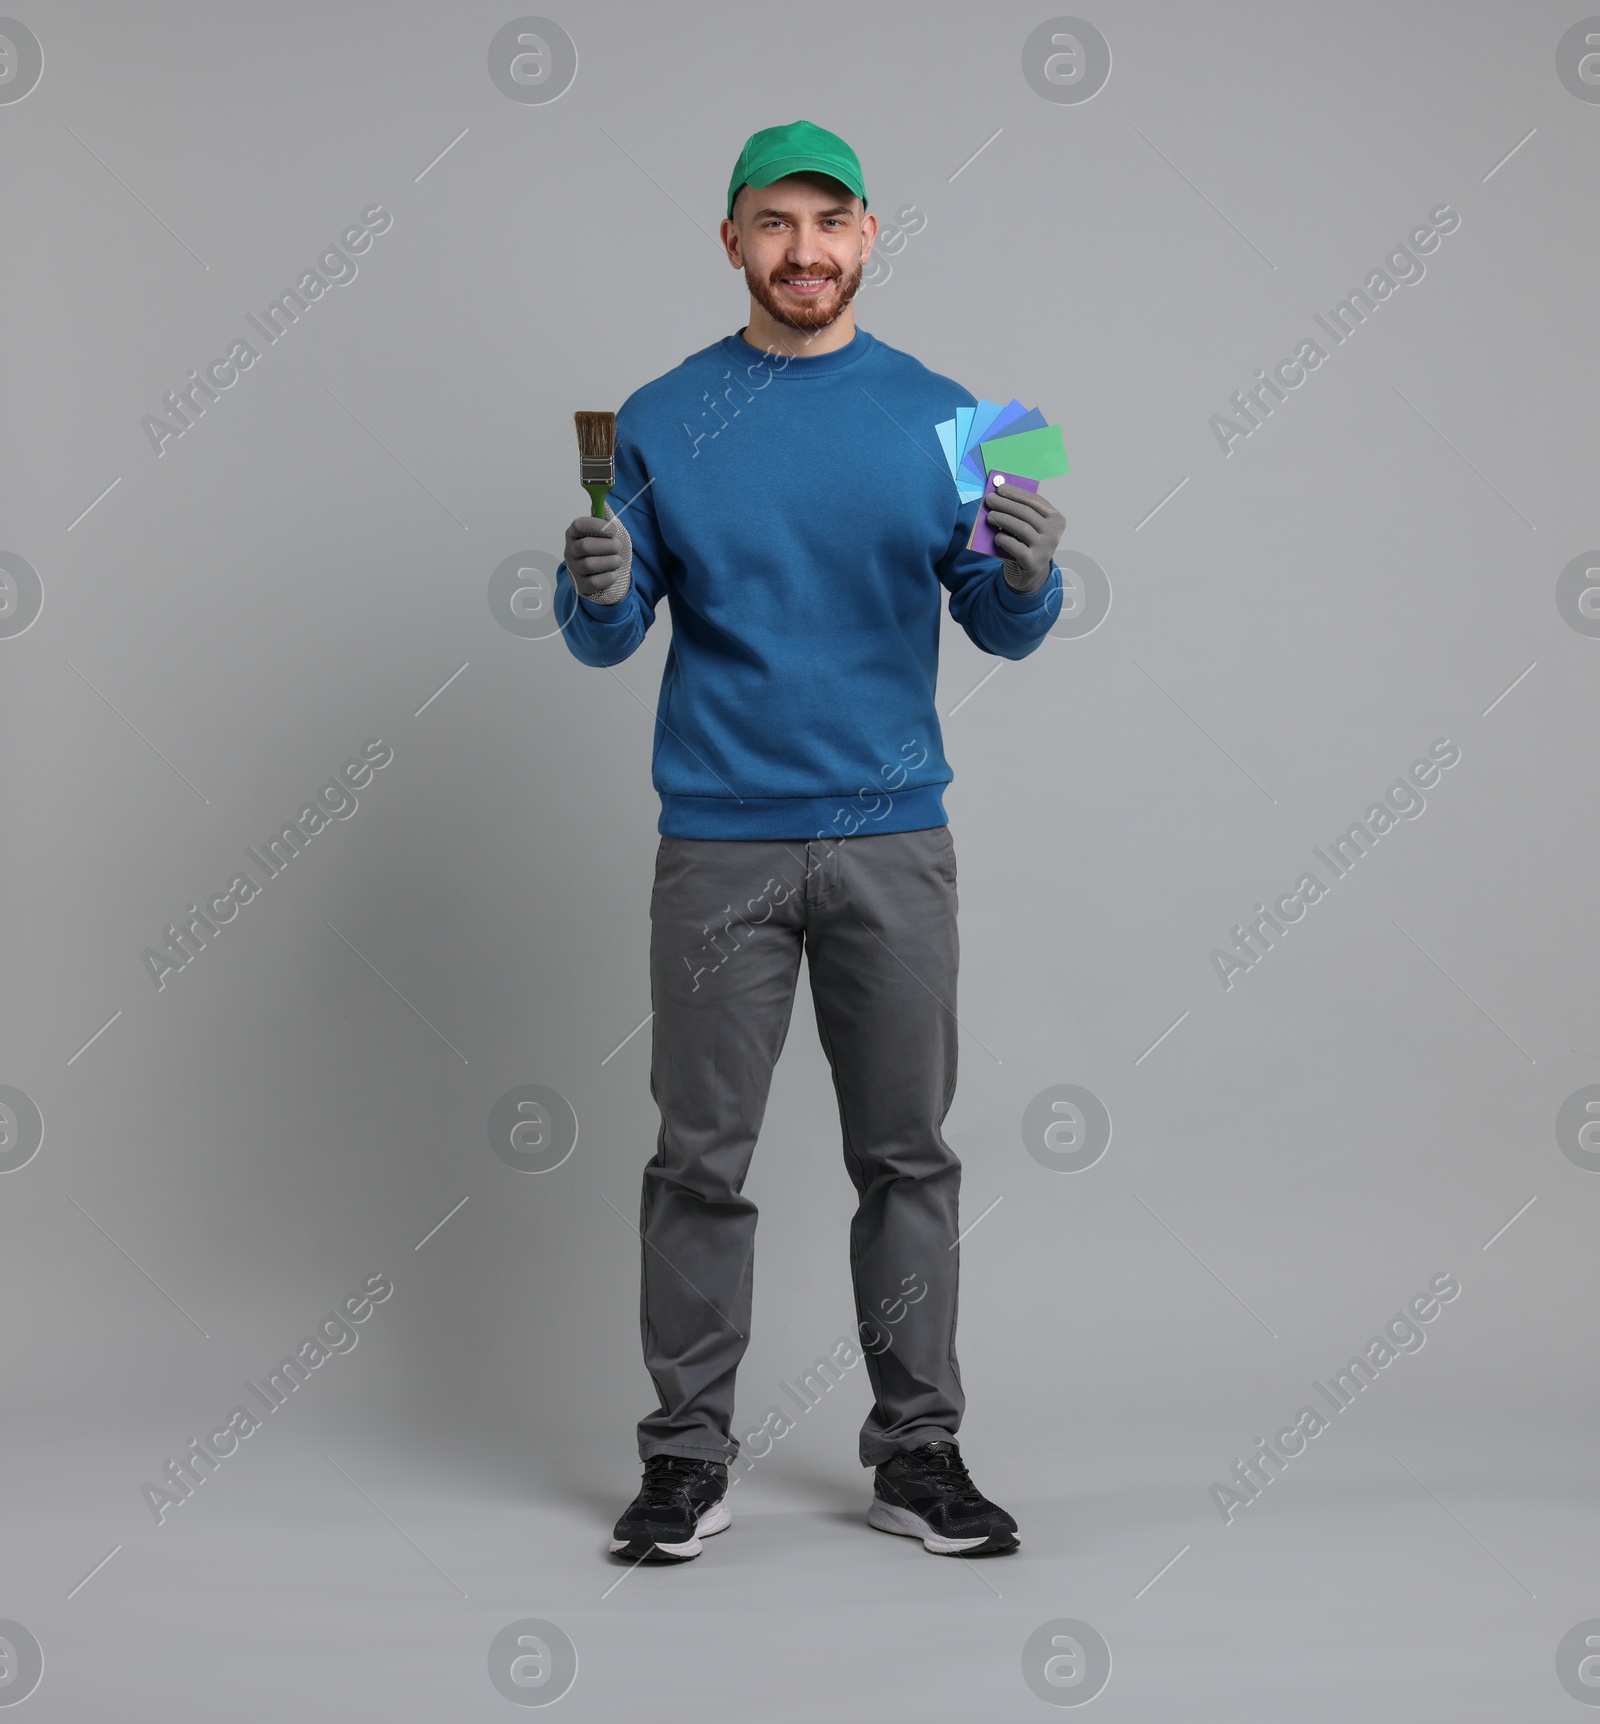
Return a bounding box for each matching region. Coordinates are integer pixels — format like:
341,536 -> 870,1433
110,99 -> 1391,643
2,0 -> 1597,1717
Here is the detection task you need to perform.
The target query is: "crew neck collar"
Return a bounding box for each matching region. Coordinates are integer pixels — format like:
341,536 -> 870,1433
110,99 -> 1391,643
723,325 -> 875,376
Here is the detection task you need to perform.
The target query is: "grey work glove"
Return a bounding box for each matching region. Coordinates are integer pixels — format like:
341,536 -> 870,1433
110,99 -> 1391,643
984,483 -> 1065,594
563,503 -> 633,605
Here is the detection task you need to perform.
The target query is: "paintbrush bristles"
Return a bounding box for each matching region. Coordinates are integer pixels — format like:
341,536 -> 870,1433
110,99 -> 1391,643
573,411 -> 616,459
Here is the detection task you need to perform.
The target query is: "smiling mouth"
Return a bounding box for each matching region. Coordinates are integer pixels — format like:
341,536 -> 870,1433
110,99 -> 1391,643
777,275 -> 835,294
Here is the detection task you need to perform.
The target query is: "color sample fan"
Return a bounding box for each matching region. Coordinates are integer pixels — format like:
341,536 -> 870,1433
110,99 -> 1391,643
933,400 -> 1069,552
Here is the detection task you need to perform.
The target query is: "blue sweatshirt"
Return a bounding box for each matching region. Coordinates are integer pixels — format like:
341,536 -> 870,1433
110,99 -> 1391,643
554,326 -> 1062,840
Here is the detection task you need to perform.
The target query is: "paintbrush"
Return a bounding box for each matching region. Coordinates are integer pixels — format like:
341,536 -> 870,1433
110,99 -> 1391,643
573,411 -> 616,519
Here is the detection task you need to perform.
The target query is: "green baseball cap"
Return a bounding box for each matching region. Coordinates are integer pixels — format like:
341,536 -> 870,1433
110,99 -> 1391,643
727,120 -> 868,220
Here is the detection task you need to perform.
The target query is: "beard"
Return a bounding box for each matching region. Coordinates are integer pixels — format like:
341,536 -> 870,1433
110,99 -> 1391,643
745,255 -> 864,333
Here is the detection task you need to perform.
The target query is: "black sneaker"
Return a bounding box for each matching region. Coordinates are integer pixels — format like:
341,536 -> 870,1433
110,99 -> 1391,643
609,1456 -> 731,1562
868,1440 -> 1019,1555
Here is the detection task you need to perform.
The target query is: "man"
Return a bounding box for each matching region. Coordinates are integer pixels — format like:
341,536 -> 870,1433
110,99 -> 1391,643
556,121 -> 1064,1563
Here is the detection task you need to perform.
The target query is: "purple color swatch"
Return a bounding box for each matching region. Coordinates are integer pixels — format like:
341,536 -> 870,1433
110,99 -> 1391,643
969,469 -> 1041,556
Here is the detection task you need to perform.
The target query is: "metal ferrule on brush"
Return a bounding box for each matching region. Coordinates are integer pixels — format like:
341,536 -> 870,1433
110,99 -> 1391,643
579,454 -> 615,484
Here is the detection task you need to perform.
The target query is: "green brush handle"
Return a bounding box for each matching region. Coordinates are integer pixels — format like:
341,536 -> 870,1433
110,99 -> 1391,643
583,481 -> 613,519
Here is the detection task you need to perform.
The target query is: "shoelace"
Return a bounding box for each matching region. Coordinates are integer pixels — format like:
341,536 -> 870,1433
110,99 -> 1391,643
636,1458 -> 715,1510
894,1444 -> 985,1509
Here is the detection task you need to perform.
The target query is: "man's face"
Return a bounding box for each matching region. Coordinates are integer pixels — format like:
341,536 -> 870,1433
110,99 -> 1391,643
721,174 -> 878,333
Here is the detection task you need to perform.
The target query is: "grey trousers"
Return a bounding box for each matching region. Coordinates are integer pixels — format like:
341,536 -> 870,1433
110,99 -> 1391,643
638,824 -> 966,1468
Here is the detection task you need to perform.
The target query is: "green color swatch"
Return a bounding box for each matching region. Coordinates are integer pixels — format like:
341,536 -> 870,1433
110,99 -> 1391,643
979,423 -> 1069,481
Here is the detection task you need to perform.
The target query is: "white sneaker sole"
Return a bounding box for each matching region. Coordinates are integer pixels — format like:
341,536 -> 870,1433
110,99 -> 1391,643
867,1498 -> 1000,1554
609,1496 -> 731,1560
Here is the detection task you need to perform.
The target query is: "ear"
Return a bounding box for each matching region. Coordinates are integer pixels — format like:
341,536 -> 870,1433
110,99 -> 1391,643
720,216 -> 743,268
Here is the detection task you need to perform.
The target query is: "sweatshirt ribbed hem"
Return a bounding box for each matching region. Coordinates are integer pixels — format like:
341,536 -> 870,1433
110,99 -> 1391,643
658,783 -> 949,840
